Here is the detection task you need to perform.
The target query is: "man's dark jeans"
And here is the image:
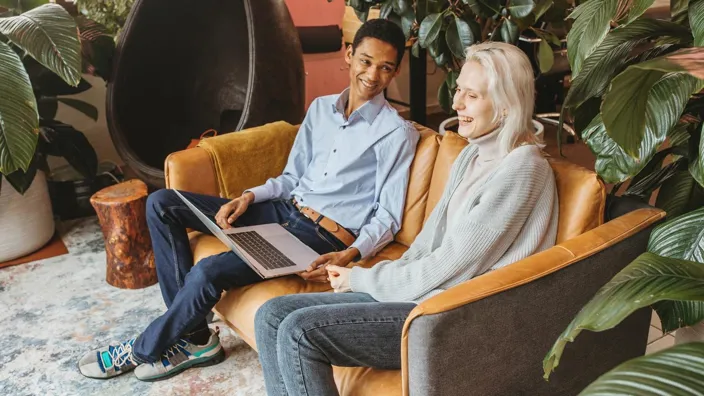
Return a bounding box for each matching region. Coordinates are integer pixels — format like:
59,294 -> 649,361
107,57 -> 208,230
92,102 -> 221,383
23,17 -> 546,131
132,189 -> 346,363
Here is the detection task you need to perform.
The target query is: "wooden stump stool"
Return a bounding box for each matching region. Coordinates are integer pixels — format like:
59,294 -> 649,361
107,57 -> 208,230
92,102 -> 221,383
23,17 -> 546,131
90,179 -> 157,289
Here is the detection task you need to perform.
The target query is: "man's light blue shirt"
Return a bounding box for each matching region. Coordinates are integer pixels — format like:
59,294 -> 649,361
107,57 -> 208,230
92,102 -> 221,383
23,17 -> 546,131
247,88 -> 419,259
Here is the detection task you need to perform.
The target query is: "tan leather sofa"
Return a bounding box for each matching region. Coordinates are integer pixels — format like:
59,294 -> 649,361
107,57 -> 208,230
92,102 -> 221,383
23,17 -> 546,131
165,122 -> 665,395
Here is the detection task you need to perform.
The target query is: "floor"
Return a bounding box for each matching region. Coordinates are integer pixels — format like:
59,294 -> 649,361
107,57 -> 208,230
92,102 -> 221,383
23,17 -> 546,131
0,217 -> 266,396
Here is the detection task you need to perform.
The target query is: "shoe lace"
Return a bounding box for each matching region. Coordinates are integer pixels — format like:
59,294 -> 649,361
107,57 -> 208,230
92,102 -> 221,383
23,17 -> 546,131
163,341 -> 187,359
111,339 -> 136,367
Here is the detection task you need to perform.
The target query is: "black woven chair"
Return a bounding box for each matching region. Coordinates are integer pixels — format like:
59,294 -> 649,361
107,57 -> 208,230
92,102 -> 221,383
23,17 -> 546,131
106,0 -> 305,187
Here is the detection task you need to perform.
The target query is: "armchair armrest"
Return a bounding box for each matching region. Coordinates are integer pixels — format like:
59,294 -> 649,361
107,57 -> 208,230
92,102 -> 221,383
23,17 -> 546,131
165,148 -> 219,196
400,207 -> 665,396
164,121 -> 300,198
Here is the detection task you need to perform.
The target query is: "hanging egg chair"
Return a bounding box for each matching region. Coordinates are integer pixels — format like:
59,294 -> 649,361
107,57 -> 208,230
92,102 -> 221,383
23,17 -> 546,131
106,0 -> 305,188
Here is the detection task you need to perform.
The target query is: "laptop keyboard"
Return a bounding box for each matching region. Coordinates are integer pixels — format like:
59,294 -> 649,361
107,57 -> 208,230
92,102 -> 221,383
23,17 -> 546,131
228,231 -> 297,270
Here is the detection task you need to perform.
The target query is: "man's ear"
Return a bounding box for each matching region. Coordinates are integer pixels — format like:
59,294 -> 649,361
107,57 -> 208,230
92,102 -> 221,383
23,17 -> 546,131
344,45 -> 353,65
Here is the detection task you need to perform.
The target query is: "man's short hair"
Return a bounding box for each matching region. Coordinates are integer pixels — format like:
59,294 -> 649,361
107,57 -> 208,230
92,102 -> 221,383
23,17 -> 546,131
351,18 -> 406,68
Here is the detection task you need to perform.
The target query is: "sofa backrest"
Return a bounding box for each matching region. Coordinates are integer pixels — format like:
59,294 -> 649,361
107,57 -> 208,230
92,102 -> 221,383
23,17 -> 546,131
394,123 -> 441,247
420,131 -> 606,244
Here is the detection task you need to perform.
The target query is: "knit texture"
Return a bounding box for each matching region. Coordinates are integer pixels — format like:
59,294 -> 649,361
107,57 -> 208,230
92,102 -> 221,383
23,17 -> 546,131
349,143 -> 559,303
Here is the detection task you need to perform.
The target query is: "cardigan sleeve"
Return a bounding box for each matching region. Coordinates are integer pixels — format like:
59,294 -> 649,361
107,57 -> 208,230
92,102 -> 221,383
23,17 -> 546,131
349,148 -> 552,302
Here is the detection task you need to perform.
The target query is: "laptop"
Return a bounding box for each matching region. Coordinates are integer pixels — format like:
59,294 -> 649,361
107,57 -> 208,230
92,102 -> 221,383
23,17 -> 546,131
173,189 -> 320,279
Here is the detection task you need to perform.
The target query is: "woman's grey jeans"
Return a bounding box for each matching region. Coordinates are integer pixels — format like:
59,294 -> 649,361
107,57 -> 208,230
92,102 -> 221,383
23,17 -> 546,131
254,292 -> 416,396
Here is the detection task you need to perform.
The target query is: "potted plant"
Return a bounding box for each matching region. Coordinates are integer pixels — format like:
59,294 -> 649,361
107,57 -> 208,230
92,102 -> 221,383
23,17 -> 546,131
542,0 -> 704,391
0,1 -> 116,261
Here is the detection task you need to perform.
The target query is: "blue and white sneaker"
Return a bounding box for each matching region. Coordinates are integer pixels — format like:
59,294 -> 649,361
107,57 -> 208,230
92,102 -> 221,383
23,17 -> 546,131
78,338 -> 141,379
134,328 -> 225,382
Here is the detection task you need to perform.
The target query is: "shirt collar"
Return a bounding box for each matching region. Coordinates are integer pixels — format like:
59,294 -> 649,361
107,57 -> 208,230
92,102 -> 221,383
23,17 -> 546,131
333,87 -> 387,124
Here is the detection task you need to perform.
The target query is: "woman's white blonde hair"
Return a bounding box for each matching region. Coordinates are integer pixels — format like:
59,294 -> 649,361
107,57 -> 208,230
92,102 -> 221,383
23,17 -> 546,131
463,42 -> 540,155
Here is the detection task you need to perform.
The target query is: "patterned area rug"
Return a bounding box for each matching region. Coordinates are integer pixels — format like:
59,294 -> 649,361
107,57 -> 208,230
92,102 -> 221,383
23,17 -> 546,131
0,217 -> 266,396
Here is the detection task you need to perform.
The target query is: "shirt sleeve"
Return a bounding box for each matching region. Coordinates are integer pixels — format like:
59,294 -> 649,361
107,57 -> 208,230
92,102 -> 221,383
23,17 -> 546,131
245,101 -> 316,203
349,153 -> 552,302
350,123 -> 420,259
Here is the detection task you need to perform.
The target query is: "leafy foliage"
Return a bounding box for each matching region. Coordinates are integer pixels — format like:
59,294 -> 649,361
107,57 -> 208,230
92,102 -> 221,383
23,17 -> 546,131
346,0 -> 569,113
0,3 -> 113,194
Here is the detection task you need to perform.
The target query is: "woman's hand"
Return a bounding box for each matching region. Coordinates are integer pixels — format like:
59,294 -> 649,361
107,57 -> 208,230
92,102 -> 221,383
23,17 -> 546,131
326,265 -> 352,293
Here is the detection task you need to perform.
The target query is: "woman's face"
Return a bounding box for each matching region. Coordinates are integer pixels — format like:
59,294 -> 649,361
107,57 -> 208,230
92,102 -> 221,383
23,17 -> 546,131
452,61 -> 499,140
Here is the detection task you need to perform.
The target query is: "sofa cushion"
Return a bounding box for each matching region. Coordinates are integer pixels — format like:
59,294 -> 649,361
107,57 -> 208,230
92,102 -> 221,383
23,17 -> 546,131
425,131 -> 467,222
547,156 -> 606,242
333,367 -> 401,396
394,123 -> 441,247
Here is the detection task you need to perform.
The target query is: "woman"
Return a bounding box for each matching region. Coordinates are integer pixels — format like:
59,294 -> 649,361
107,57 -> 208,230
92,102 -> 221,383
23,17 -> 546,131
253,42 -> 559,396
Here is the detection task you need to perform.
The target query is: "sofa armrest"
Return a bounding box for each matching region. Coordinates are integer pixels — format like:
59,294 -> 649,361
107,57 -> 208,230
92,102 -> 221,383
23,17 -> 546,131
165,148 -> 220,196
400,207 -> 665,396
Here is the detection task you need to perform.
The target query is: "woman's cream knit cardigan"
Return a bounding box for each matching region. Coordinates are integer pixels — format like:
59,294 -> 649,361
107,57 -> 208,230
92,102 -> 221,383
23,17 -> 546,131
349,143 -> 559,303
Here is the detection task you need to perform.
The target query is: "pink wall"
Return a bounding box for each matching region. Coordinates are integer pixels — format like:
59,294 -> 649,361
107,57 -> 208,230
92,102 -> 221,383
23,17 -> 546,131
285,0 -> 346,27
284,0 -> 350,110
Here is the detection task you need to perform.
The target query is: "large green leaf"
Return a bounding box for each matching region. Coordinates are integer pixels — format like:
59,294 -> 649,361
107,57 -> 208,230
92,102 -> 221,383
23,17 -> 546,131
543,252 -> 704,379
601,49 -> 704,158
566,0 -> 619,77
579,343 -> 704,395
0,3 -> 81,86
508,0 -> 535,18
649,206 -> 704,263
582,114 -> 662,184
623,0 -> 656,24
671,0 -> 689,24
0,0 -> 48,12
564,19 -> 690,109
446,15 -> 474,59
649,207 -> 704,333
691,0 -> 704,46
418,12 -> 443,48
537,39 -> 554,73
0,39 -> 38,175
500,19 -> 519,43
532,0 -> 553,20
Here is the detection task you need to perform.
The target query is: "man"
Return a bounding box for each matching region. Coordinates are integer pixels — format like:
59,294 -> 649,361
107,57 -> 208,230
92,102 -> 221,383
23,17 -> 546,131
78,18 -> 418,382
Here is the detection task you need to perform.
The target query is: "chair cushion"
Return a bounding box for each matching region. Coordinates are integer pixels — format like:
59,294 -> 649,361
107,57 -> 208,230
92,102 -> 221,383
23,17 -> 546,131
394,123 -> 441,247
547,156 -> 606,242
333,367 -> 402,396
421,131 -> 606,242
190,231 -> 409,347
425,132 -> 468,222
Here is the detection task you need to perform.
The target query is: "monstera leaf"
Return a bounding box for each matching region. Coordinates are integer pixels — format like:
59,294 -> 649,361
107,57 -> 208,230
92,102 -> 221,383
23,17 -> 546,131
0,4 -> 81,87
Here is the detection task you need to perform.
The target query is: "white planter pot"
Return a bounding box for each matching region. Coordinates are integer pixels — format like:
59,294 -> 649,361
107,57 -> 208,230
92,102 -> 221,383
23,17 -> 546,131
0,171 -> 55,262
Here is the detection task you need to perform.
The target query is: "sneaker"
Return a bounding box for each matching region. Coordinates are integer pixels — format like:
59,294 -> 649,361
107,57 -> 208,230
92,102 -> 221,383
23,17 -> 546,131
78,338 -> 141,379
134,328 -> 226,382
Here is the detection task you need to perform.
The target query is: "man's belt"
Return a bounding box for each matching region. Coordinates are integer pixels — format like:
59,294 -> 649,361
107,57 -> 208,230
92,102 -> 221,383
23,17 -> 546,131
292,199 -> 356,247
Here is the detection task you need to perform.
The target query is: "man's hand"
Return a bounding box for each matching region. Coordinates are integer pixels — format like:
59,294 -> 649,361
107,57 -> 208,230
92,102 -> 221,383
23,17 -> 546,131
214,192 -> 254,229
298,248 -> 359,283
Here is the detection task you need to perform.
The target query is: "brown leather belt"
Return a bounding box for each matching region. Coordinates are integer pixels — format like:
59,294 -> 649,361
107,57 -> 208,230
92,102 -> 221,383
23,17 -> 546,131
292,199 -> 356,247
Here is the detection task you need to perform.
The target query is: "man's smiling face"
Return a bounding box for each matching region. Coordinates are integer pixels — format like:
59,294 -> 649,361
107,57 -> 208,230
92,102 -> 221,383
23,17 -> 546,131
345,37 -> 400,103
